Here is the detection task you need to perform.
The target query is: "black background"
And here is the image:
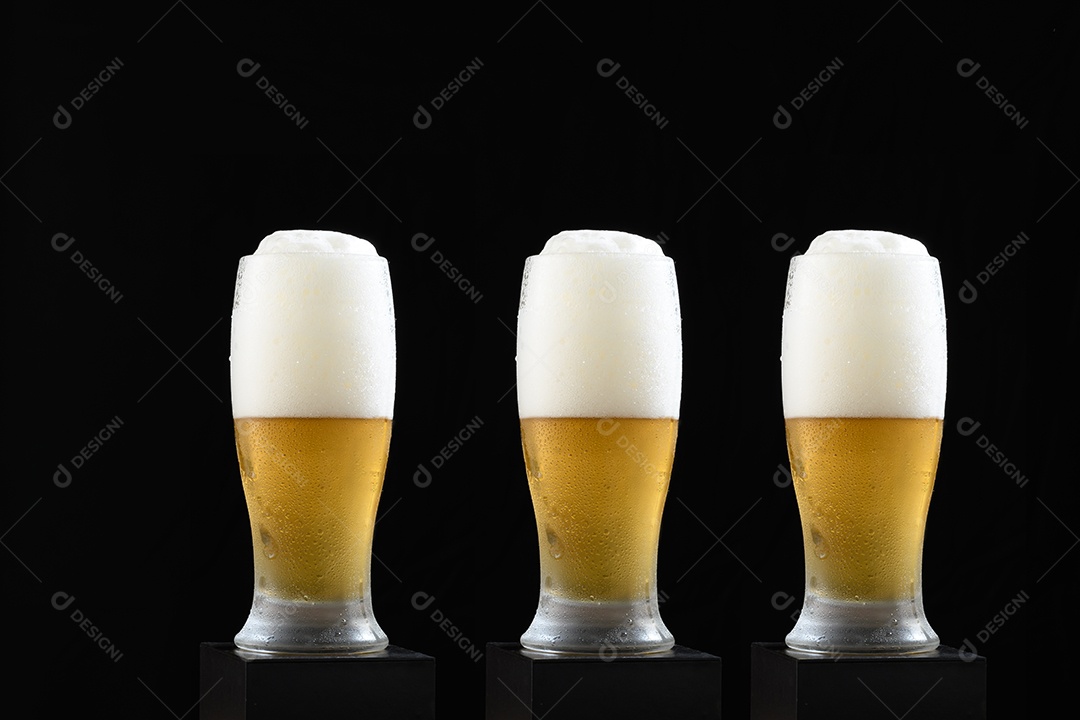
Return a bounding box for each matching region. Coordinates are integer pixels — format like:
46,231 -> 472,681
4,2 -> 1077,718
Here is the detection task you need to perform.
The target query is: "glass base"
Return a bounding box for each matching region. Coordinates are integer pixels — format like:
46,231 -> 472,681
520,593 -> 673,656
785,592 -> 938,655
234,592 -> 388,655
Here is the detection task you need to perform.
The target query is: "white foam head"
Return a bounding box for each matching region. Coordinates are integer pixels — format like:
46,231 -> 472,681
230,229 -> 395,419
516,230 -> 682,419
540,229 -> 666,256
781,229 -> 947,419
255,228 -> 380,255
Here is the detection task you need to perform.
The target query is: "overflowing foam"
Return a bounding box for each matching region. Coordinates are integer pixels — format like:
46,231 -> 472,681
255,229 -> 379,255
516,230 -> 682,419
230,230 -> 395,419
805,229 -> 929,256
781,230 -> 947,419
540,229 -> 665,256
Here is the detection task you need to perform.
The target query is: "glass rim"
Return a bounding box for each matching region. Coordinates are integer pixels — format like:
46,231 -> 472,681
790,252 -> 940,262
239,252 -> 388,261
524,252 -> 674,261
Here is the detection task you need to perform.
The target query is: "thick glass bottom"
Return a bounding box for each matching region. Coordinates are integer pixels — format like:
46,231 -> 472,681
785,592 -> 938,655
234,592 -> 387,655
520,593 -> 673,656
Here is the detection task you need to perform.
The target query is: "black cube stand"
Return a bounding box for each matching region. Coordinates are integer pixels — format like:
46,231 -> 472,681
199,642 -> 435,719
485,642 -> 722,719
750,642 -> 986,720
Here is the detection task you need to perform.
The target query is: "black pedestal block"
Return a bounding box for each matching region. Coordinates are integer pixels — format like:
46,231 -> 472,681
485,641 -> 722,719
199,641 -> 435,719
750,642 -> 986,720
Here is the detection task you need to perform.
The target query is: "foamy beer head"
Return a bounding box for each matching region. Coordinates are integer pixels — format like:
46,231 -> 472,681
781,229 -> 947,420
516,229 -> 682,419
230,229 -> 396,419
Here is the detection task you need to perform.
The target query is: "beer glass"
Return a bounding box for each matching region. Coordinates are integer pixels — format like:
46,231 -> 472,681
781,229 -> 946,654
516,229 -> 681,654
230,229 -> 395,654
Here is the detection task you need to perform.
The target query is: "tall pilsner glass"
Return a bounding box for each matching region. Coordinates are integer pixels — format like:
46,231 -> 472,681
230,229 -> 395,654
516,229 -> 682,654
781,229 -> 946,654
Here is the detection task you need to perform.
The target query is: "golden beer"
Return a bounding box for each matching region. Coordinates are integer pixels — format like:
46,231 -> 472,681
234,417 -> 391,602
230,229 -> 395,653
780,229 -> 946,654
785,417 -> 942,602
521,417 -> 677,602
516,230 -> 682,654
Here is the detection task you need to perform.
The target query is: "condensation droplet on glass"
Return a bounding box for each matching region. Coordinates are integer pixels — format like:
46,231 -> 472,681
545,526 -> 563,559
259,526 -> 277,559
811,527 -> 828,559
